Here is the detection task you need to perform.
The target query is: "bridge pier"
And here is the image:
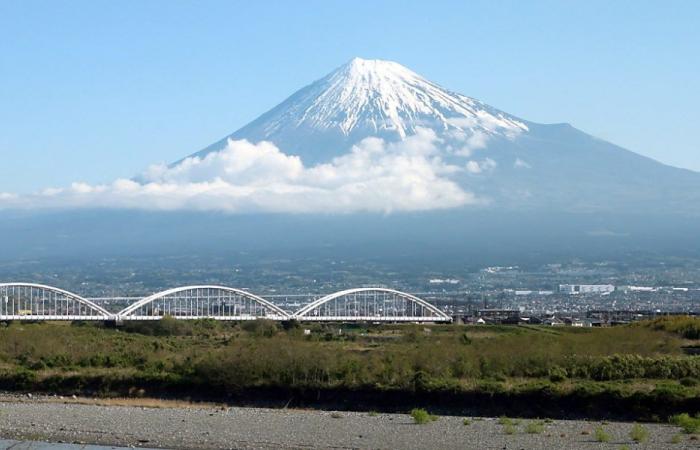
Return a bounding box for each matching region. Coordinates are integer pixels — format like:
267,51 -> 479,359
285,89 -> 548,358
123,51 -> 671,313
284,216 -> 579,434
103,317 -> 123,328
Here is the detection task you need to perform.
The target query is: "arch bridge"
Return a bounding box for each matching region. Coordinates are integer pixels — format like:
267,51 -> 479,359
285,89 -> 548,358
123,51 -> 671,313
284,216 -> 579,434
116,285 -> 290,321
292,288 -> 451,322
0,283 -> 111,321
0,283 -> 451,323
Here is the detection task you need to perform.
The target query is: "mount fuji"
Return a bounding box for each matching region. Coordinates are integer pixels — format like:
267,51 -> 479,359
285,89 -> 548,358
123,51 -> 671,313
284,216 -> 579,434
2,58 -> 699,264
183,57 -> 700,213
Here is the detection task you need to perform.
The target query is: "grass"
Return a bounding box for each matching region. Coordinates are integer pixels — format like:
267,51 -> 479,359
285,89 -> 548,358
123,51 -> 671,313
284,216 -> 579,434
498,416 -> 520,425
670,413 -> 700,434
499,415 -> 520,434
644,316 -> 700,339
595,426 -> 611,443
1,320 -> 700,420
462,418 -> 471,426
410,408 -> 438,424
498,416 -> 514,425
629,423 -> 648,442
525,421 -> 545,434
671,433 -> 682,443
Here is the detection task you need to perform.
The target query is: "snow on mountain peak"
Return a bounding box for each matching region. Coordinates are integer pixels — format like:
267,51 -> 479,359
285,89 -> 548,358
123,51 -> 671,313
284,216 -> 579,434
189,57 -> 530,164
289,57 -> 528,139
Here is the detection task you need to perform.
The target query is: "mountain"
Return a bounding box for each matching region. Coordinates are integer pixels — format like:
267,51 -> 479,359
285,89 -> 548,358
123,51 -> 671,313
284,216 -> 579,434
191,57 -> 528,164
184,57 -> 700,213
1,58 -> 698,265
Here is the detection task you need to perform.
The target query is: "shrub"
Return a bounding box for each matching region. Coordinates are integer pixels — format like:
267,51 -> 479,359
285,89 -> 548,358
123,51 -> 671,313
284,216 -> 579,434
463,418 -> 471,426
548,366 -> 567,382
671,413 -> 700,434
241,319 -> 279,337
629,423 -> 648,442
410,408 -> 437,424
11,368 -> 36,390
122,315 -> 192,336
680,377 -> 698,387
647,316 -> 700,339
525,421 -> 545,434
498,416 -> 513,425
595,426 -> 611,442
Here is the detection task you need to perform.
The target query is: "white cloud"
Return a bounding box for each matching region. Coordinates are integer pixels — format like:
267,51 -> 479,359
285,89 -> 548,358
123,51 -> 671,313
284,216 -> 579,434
514,158 -> 532,169
465,158 -> 497,174
0,128 -> 482,214
446,129 -> 490,158
454,130 -> 489,157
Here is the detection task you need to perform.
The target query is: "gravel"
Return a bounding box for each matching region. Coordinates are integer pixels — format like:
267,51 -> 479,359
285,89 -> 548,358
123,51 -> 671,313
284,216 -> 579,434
0,396 -> 696,449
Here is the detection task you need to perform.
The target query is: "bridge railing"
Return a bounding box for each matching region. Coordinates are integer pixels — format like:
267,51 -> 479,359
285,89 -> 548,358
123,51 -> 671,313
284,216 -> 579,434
115,285 -> 291,321
0,283 -> 111,321
0,283 -> 451,323
291,288 -> 452,322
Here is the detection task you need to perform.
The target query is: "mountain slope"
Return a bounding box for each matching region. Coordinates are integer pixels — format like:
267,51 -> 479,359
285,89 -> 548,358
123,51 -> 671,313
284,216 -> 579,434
183,57 -> 700,213
189,57 -> 528,163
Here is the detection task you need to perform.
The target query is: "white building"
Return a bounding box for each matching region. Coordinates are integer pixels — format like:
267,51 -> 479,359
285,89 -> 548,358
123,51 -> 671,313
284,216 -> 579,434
559,284 -> 615,295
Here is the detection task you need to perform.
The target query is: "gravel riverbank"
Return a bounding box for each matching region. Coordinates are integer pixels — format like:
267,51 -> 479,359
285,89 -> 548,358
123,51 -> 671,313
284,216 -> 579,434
0,395 -> 697,449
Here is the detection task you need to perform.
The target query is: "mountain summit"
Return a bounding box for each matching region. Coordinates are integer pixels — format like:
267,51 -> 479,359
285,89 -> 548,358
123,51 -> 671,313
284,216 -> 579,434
189,57 -> 528,163
183,57 -> 700,213
250,57 -> 527,140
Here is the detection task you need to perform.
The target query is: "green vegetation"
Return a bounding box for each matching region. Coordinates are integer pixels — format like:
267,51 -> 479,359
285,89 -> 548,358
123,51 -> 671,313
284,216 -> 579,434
499,416 -> 521,434
629,423 -> 648,442
502,423 -> 516,435
671,433 -> 682,443
680,377 -> 698,387
595,426 -> 611,442
410,408 -> 437,424
1,318 -> 700,419
645,316 -> 700,339
525,420 -> 545,434
498,416 -> 514,425
462,418 -> 471,426
671,413 -> 700,434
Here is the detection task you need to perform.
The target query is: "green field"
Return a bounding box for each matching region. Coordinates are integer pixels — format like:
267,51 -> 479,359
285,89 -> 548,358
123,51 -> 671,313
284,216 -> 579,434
1,317 -> 700,419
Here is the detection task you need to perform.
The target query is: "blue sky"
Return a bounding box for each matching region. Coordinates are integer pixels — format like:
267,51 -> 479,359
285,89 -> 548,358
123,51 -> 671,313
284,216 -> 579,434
1,0 -> 698,193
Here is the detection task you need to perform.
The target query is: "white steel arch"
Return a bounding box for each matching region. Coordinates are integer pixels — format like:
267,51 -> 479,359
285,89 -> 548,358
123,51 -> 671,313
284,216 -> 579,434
0,282 -> 111,320
117,285 -> 290,321
293,288 -> 451,322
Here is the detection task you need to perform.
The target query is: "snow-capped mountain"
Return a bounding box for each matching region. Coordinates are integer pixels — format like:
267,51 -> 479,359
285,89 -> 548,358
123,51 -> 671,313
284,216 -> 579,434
189,57 -> 528,163
2,59 -> 699,264
184,57 -> 700,213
